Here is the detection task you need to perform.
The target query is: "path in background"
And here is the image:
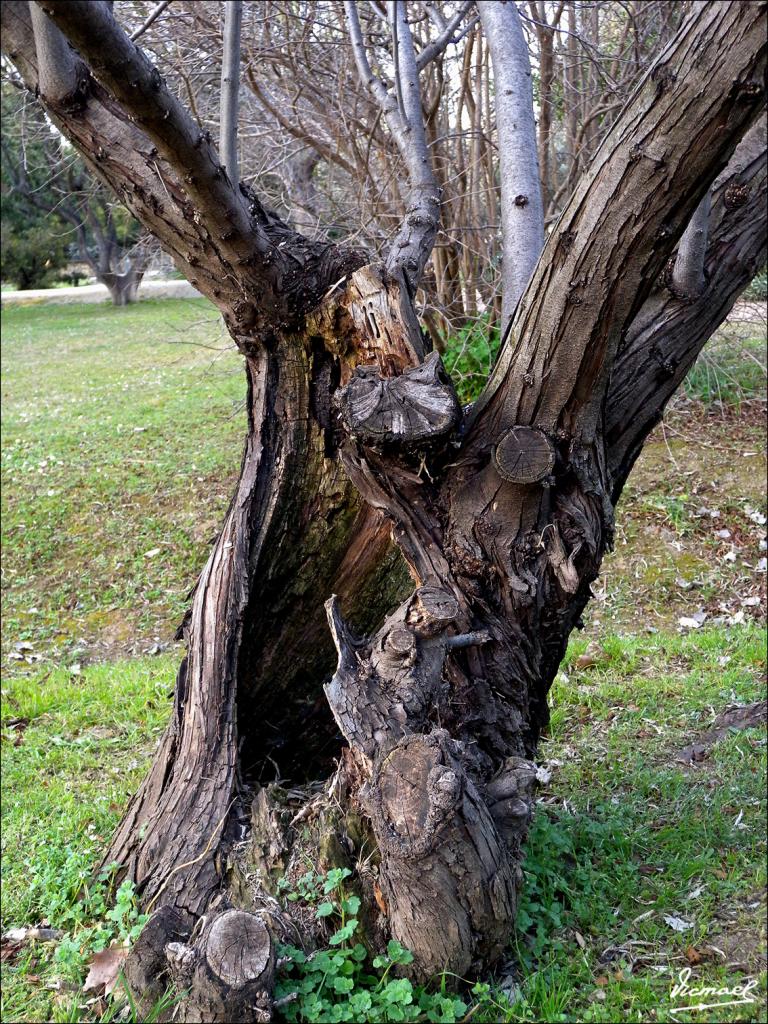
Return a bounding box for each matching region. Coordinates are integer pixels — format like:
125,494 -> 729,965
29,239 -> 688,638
1,278 -> 201,306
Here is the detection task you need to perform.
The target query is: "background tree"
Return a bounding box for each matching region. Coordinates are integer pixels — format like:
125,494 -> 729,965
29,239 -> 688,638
1,86 -> 68,287
1,81 -> 149,302
2,1 -> 765,1017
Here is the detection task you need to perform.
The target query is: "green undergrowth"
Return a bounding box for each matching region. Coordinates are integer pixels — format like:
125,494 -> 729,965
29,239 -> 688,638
682,334 -> 766,409
2,626 -> 765,1023
1,656 -> 176,1022
442,314 -> 501,405
441,307 -> 766,410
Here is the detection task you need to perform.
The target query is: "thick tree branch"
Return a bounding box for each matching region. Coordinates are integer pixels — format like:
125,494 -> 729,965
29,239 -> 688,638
468,0 -> 766,454
35,0 -> 260,265
478,0 -> 545,327
28,1 -> 83,107
670,190 -> 712,298
345,1 -> 401,120
384,1 -> 441,287
219,0 -> 242,189
2,1 -> 238,306
12,1 -> 365,334
344,0 -> 441,290
606,120 -> 767,493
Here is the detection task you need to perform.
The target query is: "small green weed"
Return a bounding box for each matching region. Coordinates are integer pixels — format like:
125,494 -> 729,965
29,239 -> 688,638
442,314 -> 501,404
742,268 -> 767,301
274,868 -> 511,1023
682,333 -> 766,409
50,871 -> 147,979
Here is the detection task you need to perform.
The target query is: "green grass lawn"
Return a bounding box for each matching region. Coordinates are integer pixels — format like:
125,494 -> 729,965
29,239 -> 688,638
1,300 -> 766,1023
1,300 -> 245,672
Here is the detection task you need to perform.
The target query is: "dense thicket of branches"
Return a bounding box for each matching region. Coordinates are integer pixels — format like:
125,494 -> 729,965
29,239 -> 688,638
2,2 -> 765,1019
110,0 -> 685,338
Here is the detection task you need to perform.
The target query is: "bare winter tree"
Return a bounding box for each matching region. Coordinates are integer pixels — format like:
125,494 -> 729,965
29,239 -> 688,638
2,0 -> 765,1017
135,2 -> 680,344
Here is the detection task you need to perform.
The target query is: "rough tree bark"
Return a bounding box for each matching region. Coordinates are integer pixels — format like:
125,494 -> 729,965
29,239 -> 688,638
3,1 -> 766,1019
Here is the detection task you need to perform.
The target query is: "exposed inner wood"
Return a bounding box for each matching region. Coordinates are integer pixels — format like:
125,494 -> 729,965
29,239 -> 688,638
494,426 -> 555,483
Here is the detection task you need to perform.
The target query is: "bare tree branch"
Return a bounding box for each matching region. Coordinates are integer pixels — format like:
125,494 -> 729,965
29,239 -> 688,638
467,1 -> 766,452
129,0 -> 172,42
607,120 -> 767,489
385,1 -> 442,286
416,1 -> 476,72
344,1 -> 441,289
344,1 -> 396,113
3,1 -> 208,283
219,0 -> 242,189
35,0 -> 260,264
478,0 -> 544,327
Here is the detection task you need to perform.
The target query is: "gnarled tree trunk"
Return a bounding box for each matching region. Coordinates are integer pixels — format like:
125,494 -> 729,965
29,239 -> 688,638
3,1 -> 766,1019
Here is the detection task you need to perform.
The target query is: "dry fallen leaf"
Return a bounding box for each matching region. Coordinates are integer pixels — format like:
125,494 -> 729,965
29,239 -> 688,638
576,655 -> 598,670
373,880 -> 388,916
83,946 -> 127,997
574,931 -> 586,949
0,941 -> 22,964
638,863 -> 662,876
663,914 -> 694,933
685,945 -> 703,965
678,611 -> 707,630
575,643 -> 602,670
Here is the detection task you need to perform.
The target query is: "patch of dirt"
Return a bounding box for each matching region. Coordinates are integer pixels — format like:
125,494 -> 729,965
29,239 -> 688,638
675,701 -> 767,764
710,890 -> 768,972
595,408 -> 767,633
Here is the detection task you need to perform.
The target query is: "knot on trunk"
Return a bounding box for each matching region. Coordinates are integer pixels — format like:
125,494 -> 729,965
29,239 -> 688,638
406,585 -> 460,637
364,731 -> 463,860
485,757 -> 538,852
494,426 -> 555,484
368,732 -> 520,979
324,590 -> 488,760
167,909 -> 275,1023
723,181 -> 751,209
338,351 -> 460,448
